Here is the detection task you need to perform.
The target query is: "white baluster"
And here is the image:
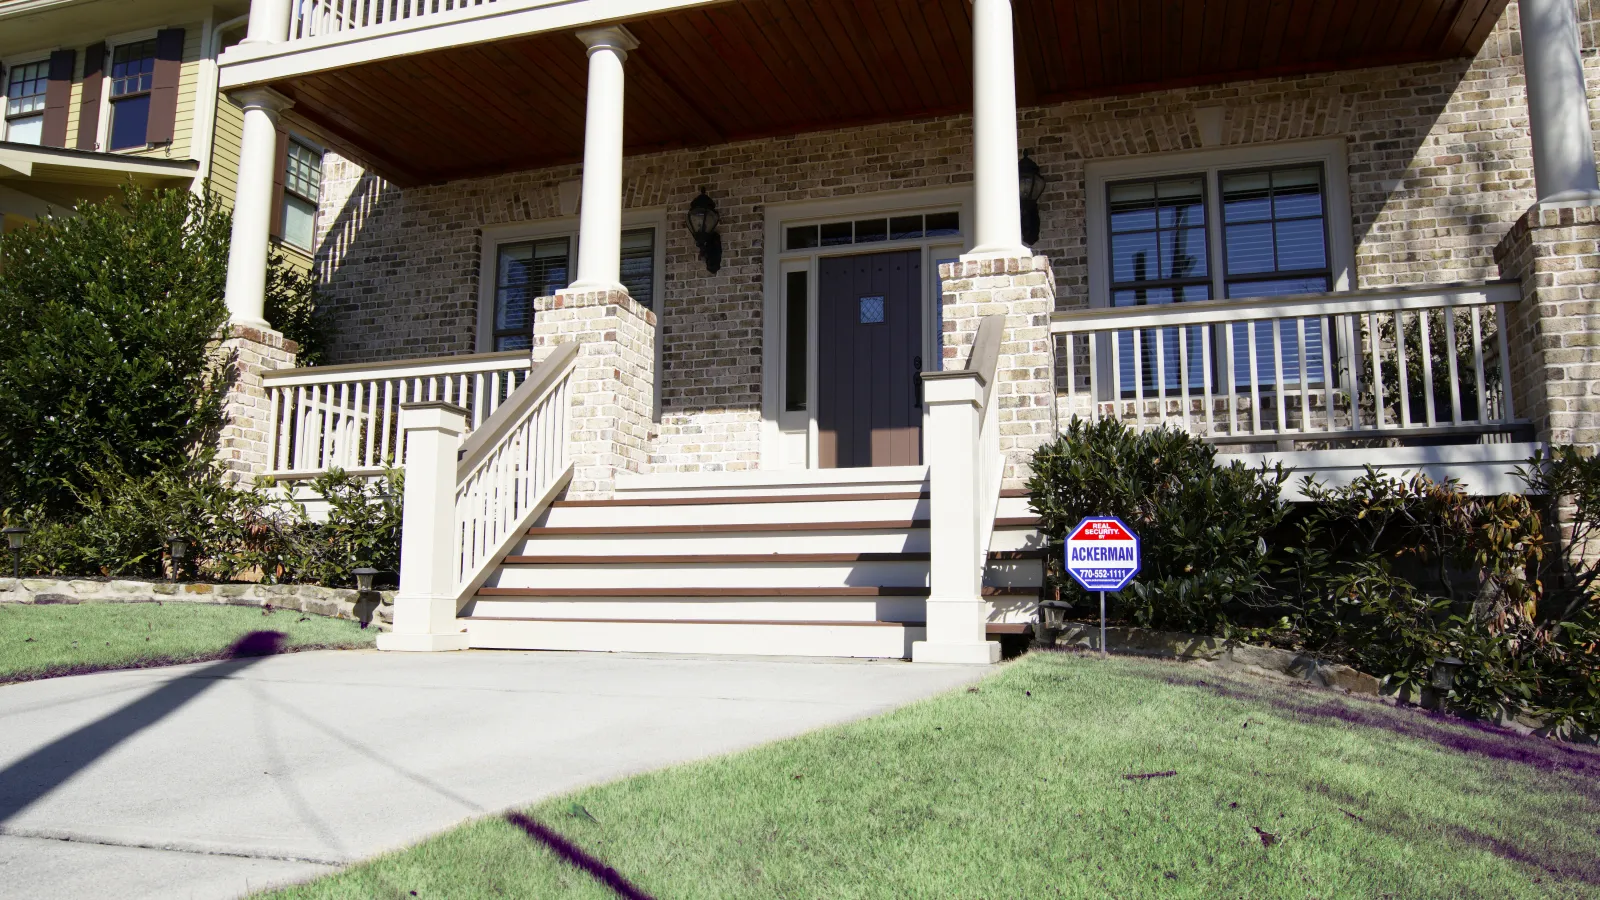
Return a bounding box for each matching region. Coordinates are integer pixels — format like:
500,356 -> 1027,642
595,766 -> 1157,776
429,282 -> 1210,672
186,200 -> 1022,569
1495,302 -> 1515,422
1471,306 -> 1487,423
1419,310 -> 1437,428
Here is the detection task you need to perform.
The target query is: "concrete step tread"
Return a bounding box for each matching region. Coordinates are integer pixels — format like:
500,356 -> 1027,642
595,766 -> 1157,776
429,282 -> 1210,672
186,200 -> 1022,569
526,515 -> 1040,537
476,586 -> 1040,598
463,615 -> 1030,635
551,488 -> 1029,508
503,552 -> 933,564
464,616 -> 913,627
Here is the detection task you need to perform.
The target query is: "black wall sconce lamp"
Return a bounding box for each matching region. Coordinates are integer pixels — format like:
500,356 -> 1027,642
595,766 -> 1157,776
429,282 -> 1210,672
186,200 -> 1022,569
1019,150 -> 1047,246
686,188 -> 722,275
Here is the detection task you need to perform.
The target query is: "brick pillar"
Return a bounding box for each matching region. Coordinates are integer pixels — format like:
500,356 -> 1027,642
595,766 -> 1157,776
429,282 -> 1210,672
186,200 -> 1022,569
938,253 -> 1058,485
532,288 -> 656,499
1494,203 -> 1600,450
217,324 -> 297,482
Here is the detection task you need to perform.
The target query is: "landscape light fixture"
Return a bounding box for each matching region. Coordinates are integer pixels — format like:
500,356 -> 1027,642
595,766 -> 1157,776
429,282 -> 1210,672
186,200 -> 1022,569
1431,656 -> 1465,692
166,534 -> 189,583
686,188 -> 722,275
354,567 -> 380,593
1019,149 -> 1047,246
4,526 -> 28,579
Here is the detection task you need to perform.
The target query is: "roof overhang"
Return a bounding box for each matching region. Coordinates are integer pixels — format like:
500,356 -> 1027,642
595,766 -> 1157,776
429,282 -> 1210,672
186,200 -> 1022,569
221,0 -> 1513,188
217,0 -> 731,89
0,142 -> 198,218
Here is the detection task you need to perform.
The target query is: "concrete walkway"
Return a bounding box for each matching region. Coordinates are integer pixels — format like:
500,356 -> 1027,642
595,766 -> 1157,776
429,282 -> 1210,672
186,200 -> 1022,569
0,649 -> 985,899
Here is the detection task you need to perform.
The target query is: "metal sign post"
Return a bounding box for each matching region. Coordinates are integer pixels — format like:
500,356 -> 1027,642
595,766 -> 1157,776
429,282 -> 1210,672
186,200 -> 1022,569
1063,516 -> 1140,658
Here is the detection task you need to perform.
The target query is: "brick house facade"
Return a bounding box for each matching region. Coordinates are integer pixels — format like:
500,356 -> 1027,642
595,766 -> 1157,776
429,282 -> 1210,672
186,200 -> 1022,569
299,1 -> 1596,478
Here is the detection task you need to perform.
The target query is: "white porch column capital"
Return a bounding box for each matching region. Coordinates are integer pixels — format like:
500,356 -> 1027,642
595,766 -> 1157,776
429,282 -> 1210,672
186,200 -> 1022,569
379,402 -> 471,652
240,0 -> 292,46
967,0 -> 1028,258
229,86 -> 294,116
222,87 -> 295,330
576,25 -> 640,58
1519,0 -> 1600,206
564,26 -> 638,294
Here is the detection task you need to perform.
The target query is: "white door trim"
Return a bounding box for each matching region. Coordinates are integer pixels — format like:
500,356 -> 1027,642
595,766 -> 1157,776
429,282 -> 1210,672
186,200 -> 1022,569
759,185 -> 975,470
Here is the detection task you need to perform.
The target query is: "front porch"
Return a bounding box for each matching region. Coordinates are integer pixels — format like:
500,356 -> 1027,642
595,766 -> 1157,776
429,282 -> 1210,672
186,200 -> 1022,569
210,0 -> 1600,660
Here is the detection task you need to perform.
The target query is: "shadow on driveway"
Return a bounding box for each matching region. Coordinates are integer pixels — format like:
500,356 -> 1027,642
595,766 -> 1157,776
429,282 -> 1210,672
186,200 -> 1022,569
0,631 -> 288,824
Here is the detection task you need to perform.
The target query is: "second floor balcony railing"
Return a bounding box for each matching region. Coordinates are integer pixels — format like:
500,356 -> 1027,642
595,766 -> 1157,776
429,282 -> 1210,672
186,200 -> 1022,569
289,0 -> 501,40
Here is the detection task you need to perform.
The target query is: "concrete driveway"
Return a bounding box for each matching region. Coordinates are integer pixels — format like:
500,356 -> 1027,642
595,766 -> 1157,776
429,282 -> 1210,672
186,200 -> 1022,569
0,648 -> 986,899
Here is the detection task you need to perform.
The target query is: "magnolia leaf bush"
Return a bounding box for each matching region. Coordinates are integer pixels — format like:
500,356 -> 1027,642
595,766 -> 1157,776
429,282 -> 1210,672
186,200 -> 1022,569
0,184 -> 378,588
0,186 -> 231,515
1029,419 -> 1600,736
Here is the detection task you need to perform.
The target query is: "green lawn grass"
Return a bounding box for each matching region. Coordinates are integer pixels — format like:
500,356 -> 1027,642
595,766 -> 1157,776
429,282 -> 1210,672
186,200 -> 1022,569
0,601 -> 376,682
258,651 -> 1600,900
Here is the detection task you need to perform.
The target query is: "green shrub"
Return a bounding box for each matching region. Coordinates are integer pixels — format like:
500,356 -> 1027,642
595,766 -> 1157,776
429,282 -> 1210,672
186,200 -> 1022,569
1026,419 -> 1292,634
271,467 -> 403,586
264,249 -> 332,366
8,462 -> 402,589
1027,424 -> 1599,736
0,186 -> 232,516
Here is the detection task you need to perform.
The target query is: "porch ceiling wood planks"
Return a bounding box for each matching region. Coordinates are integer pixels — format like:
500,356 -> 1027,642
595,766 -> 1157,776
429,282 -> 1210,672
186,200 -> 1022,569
267,0 -> 1511,187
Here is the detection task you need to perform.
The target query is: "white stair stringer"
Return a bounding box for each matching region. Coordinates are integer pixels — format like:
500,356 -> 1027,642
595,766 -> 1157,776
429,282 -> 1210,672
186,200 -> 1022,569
458,471 -> 1046,659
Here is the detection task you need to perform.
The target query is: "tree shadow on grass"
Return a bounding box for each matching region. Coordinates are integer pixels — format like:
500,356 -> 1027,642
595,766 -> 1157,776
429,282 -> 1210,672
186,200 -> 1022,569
0,630 -> 288,824
1153,667 -> 1600,886
1156,670 -> 1600,778
504,811 -> 656,900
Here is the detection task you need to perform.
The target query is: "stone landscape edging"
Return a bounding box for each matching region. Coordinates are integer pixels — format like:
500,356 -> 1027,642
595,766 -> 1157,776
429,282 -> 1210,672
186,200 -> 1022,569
0,577 -> 395,630
1049,621 -> 1382,694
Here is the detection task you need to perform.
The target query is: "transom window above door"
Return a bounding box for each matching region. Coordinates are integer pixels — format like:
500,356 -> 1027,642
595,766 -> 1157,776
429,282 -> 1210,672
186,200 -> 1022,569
3,60 -> 49,146
785,210 -> 959,251
489,227 -> 656,351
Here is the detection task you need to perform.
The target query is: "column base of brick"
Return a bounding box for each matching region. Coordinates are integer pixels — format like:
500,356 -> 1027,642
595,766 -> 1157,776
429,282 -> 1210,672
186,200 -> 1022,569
533,288 -> 656,500
938,253 -> 1057,486
217,324 -> 298,483
1493,202 -> 1600,450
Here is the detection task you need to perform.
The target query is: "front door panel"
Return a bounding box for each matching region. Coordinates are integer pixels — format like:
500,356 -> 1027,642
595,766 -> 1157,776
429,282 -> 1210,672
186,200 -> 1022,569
817,250 -> 923,468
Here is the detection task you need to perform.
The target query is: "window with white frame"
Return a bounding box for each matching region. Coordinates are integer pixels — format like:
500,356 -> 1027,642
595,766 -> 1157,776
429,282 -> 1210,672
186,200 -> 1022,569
1096,148 -> 1344,394
487,226 -> 657,351
3,60 -> 49,145
108,39 -> 156,151
281,138 -> 322,251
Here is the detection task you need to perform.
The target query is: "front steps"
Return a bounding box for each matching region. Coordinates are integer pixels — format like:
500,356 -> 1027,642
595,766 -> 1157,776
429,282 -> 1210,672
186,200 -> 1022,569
458,467 -> 1045,659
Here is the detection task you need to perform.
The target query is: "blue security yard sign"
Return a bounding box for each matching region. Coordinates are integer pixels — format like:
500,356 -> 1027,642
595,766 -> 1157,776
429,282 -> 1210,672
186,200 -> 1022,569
1064,516 -> 1141,592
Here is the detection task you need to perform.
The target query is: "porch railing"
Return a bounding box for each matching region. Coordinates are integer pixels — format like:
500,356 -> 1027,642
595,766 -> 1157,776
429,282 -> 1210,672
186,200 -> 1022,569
290,0 -> 500,40
260,350 -> 532,477
451,341 -> 576,597
1051,282 -> 1528,445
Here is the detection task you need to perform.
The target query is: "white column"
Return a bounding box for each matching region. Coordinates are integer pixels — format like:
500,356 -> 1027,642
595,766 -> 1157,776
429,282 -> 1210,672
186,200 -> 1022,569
1520,0 -> 1600,205
912,373 -> 1002,665
222,88 -> 292,329
378,402 -> 472,652
565,26 -> 639,294
968,0 -> 1027,257
240,0 -> 291,45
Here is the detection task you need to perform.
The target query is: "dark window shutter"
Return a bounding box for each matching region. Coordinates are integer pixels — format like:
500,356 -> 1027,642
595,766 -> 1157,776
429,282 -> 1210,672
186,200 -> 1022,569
145,28 -> 184,145
77,43 -> 106,151
270,127 -> 289,239
41,49 -> 76,148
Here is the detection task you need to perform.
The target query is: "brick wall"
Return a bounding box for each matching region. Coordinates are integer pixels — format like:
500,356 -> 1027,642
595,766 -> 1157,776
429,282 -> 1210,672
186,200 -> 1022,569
310,1 -> 1595,473
216,325 -> 297,481
1496,204 -> 1600,449
532,288 -> 656,497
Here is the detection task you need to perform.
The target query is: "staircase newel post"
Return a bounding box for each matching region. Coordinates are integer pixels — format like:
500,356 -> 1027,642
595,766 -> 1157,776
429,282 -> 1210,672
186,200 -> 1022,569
913,374 -> 1002,665
377,401 -> 472,652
